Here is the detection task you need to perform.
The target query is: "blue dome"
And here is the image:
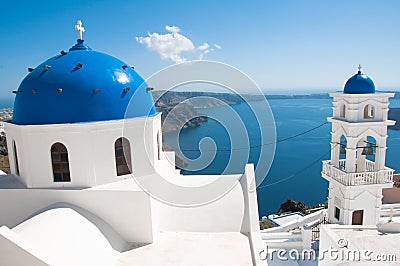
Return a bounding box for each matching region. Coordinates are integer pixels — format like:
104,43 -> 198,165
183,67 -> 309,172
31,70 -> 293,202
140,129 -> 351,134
12,40 -> 156,125
343,70 -> 375,94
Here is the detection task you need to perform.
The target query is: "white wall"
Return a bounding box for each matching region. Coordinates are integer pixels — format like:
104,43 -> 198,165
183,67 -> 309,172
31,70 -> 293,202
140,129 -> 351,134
157,176 -> 245,232
0,226 -> 49,266
157,165 -> 261,234
239,164 -> 265,266
13,208 -> 118,266
3,114 -> 173,188
328,181 -> 385,226
331,92 -> 393,123
319,224 -> 341,266
0,188 -> 154,244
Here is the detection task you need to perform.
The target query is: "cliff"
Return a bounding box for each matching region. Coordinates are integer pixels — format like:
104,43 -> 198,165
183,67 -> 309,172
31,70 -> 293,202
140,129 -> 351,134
153,90 -> 265,108
0,133 -> 9,173
0,134 -> 6,156
153,90 -> 268,132
156,101 -> 208,132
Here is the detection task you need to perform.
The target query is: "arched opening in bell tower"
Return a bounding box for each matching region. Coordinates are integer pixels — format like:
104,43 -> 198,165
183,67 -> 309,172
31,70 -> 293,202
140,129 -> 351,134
365,136 -> 377,165
355,135 -> 376,172
339,135 -> 347,170
363,104 -> 375,119
340,104 -> 346,118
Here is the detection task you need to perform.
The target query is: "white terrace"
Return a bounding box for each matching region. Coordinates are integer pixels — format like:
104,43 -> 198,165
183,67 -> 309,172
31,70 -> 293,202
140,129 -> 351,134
322,159 -> 394,186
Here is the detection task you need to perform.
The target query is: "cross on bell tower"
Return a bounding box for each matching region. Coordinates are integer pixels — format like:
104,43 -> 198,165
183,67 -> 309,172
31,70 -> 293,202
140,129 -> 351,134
322,65 -> 395,226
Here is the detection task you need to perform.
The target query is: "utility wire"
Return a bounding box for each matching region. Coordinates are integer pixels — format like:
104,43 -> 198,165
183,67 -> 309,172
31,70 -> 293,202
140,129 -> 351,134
257,143 -> 337,189
167,120 -> 332,188
175,121 -> 329,152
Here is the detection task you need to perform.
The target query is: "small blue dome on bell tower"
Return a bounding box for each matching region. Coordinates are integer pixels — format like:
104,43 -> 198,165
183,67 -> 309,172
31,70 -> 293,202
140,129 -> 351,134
344,65 -> 375,94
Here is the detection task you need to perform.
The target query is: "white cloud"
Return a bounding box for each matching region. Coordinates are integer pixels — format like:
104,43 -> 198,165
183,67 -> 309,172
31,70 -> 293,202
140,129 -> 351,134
198,43 -> 209,51
136,25 -> 194,63
136,26 -> 221,64
165,25 -> 180,34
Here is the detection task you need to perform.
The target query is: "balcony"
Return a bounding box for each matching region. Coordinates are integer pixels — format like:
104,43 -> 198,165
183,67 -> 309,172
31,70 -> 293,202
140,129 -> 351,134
322,159 -> 394,186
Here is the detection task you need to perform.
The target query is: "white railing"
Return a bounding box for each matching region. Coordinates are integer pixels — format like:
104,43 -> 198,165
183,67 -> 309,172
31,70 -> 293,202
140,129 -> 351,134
365,160 -> 375,172
322,160 -> 394,186
337,159 -> 377,172
338,160 -> 346,171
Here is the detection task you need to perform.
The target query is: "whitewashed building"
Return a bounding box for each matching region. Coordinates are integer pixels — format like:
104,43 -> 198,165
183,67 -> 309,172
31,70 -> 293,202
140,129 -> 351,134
0,21 -> 264,266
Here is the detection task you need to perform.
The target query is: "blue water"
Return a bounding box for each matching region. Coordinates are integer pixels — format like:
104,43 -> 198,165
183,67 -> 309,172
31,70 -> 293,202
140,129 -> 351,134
164,98 -> 400,217
0,98 -> 13,109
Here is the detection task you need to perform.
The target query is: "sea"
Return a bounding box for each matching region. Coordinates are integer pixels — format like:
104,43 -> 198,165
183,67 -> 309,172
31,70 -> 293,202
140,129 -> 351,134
164,97 -> 400,217
0,98 -> 13,109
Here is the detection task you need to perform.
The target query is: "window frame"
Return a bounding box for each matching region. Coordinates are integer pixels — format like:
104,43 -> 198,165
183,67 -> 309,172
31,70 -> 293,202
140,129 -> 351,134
51,142 -> 71,182
334,206 -> 341,220
340,104 -> 346,118
157,131 -> 161,160
13,140 -> 20,176
115,137 -> 132,176
363,104 -> 375,119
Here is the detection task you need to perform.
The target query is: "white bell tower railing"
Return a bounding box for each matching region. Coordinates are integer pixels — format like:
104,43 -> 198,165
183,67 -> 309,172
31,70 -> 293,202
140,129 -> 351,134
322,159 -> 394,186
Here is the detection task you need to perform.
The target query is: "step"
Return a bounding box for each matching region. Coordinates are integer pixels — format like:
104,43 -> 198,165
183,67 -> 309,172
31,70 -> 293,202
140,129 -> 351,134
261,232 -> 302,240
263,238 -> 304,249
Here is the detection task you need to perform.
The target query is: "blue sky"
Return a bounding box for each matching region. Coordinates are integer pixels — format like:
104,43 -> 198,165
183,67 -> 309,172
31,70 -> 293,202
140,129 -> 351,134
1,0 -> 400,101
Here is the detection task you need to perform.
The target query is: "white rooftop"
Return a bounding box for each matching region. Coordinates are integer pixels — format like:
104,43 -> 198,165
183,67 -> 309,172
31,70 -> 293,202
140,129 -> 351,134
268,212 -> 304,226
0,174 -> 27,189
12,208 -> 119,266
320,225 -> 399,265
333,227 -> 399,254
117,232 -> 254,266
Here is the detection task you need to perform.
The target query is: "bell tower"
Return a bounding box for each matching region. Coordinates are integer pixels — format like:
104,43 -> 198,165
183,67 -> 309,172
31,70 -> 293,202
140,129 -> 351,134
322,65 -> 395,226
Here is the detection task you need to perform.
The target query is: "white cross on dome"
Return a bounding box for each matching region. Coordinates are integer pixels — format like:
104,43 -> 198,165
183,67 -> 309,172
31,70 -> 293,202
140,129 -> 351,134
75,20 -> 85,40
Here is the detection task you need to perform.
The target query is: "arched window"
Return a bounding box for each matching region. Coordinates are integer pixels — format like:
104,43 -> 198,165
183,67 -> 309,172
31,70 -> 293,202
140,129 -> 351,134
364,104 -> 375,119
51,143 -> 71,182
115,137 -> 132,176
340,104 -> 346,118
157,131 -> 161,160
13,141 -> 19,176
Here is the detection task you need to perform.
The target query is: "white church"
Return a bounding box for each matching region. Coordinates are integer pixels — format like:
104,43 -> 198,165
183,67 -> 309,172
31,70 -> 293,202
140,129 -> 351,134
0,21 -> 399,266
0,21 -> 264,266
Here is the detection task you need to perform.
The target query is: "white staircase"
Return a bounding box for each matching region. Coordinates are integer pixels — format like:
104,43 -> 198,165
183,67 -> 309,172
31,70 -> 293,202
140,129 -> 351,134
261,231 -> 303,249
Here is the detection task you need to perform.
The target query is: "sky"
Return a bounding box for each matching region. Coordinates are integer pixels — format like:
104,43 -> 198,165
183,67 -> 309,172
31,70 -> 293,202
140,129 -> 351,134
1,0 -> 400,101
